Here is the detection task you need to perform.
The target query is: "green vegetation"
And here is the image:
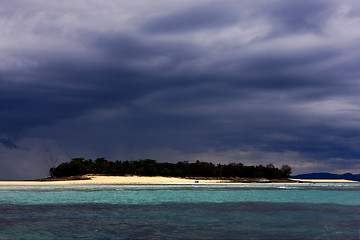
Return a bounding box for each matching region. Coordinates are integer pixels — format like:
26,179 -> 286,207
49,158 -> 292,179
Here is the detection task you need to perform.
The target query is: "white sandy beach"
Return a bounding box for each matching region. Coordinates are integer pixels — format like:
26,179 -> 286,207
0,176 -> 226,186
0,175 -> 358,186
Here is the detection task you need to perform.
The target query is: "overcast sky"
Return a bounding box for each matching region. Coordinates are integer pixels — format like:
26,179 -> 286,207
1,0 -> 360,179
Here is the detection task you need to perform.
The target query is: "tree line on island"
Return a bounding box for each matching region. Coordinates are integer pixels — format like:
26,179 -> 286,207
49,158 -> 292,179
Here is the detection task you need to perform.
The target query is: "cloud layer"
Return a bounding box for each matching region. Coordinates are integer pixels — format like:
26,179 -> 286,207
1,0 -> 360,179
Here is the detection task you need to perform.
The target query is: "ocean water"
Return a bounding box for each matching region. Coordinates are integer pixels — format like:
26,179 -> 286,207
1,183 -> 360,239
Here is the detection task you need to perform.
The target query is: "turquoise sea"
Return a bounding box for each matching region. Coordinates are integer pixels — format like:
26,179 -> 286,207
1,183 -> 360,239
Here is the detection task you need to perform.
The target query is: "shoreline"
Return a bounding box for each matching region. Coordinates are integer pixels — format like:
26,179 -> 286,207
0,176 -> 227,186
0,175 -> 358,186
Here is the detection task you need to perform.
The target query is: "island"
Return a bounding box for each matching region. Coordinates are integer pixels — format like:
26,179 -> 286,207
39,158 -> 292,184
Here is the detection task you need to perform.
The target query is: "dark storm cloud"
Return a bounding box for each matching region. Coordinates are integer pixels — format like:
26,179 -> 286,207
266,0 -> 333,34
91,32 -> 201,69
0,138 -> 17,149
1,65 -> 147,134
0,29 -> 204,137
143,2 -> 239,33
1,0 -> 360,179
144,0 -> 334,36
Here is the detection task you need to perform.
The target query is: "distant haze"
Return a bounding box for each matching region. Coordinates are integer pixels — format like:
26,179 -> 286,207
1,0 -> 360,179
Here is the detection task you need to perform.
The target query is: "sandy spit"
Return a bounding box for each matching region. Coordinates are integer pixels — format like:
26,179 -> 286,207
0,176 -> 358,186
0,176 -> 227,186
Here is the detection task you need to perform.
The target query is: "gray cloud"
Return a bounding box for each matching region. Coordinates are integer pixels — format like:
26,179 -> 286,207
266,0 -> 334,35
0,138 -> 17,149
143,2 -> 240,33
